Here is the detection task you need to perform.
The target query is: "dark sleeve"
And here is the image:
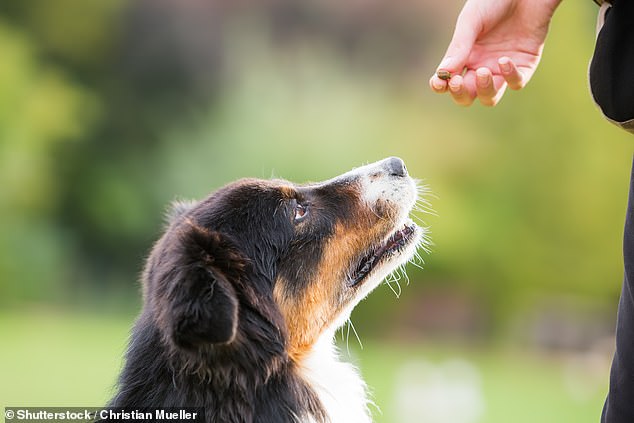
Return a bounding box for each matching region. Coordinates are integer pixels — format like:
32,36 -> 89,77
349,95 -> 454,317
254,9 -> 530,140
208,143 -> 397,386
589,0 -> 634,125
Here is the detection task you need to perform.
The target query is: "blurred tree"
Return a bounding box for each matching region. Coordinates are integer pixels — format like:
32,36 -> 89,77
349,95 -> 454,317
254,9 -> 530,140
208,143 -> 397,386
0,0 -> 629,343
0,19 -> 95,303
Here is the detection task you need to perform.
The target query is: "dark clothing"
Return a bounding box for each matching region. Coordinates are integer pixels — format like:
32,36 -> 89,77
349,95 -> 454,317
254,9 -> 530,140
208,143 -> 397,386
593,1 -> 634,421
590,0 -> 634,133
602,163 -> 634,422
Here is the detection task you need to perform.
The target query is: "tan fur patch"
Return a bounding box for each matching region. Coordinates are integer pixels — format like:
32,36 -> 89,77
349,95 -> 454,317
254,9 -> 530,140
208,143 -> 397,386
275,205 -> 396,364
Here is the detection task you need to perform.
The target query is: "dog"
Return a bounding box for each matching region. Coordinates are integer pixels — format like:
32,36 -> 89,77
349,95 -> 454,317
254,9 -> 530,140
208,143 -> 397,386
108,157 -> 427,422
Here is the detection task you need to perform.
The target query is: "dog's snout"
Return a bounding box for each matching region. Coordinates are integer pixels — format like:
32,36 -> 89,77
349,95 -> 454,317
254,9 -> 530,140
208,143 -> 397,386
385,157 -> 407,177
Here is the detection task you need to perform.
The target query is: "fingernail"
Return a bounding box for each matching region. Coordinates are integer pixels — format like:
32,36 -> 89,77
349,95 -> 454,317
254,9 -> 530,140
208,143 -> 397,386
499,58 -> 511,73
432,78 -> 444,91
476,70 -> 490,86
448,81 -> 461,93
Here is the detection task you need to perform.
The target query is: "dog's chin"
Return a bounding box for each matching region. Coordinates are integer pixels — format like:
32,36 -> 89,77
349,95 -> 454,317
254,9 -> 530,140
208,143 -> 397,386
348,219 -> 421,290
325,221 -> 421,334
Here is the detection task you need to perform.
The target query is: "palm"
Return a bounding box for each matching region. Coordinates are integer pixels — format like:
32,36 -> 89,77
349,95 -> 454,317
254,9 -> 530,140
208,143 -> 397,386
465,2 -> 549,77
467,39 -> 542,78
431,0 -> 561,106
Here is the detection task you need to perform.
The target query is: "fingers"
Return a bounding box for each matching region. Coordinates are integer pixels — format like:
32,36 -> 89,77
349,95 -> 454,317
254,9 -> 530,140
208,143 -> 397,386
440,69 -> 507,107
430,58 -> 529,107
498,57 -> 525,90
475,67 -> 507,106
430,3 -> 479,93
439,7 -> 480,75
447,75 -> 474,107
429,74 -> 448,94
431,63 -> 520,107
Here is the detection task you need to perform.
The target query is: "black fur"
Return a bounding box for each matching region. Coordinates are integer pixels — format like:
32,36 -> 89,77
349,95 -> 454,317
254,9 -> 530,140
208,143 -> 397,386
108,179 -> 345,422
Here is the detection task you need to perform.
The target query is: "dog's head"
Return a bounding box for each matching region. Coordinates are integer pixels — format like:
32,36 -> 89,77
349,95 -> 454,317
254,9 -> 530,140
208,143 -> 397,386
144,157 -> 426,363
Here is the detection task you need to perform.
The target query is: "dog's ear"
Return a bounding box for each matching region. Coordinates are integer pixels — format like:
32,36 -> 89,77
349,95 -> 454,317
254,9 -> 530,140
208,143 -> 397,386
170,265 -> 239,348
165,221 -> 246,348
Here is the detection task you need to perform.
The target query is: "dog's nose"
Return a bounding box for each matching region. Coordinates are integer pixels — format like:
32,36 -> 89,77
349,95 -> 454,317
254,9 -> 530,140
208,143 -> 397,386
385,157 -> 408,177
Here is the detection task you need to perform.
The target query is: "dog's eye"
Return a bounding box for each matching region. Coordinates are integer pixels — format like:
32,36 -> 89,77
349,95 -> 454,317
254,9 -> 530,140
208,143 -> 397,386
294,203 -> 309,222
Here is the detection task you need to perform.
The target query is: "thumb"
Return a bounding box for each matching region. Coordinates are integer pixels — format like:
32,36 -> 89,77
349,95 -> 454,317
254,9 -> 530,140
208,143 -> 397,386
437,11 -> 480,73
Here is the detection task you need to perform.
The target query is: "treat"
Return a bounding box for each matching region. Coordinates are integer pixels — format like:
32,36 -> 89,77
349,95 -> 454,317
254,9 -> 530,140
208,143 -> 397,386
437,69 -> 451,80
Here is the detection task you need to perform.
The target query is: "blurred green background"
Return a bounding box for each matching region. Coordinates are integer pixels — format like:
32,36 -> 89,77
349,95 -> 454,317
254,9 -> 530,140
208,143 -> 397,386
1,1 -> 632,422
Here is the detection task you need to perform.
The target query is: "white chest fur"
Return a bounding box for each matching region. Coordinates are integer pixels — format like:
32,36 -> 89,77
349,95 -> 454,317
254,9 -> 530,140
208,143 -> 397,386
299,332 -> 372,423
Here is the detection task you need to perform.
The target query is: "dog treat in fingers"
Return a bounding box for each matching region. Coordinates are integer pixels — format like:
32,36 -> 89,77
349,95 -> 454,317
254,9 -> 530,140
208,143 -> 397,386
437,69 -> 451,81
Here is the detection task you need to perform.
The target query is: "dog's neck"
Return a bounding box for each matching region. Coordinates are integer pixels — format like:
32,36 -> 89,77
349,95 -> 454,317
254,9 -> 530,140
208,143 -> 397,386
298,330 -> 373,423
111,313 -> 328,422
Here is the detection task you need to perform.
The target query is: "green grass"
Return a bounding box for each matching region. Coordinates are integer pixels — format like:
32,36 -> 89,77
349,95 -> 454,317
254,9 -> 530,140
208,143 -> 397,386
357,342 -> 608,423
0,309 -> 132,406
1,310 -> 609,422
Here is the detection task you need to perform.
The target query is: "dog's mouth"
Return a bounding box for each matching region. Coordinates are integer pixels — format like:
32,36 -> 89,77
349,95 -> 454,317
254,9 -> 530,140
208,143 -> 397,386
349,222 -> 418,287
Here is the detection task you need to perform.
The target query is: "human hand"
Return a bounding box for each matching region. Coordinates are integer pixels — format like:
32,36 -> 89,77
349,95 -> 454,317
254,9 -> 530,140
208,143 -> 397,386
429,0 -> 561,106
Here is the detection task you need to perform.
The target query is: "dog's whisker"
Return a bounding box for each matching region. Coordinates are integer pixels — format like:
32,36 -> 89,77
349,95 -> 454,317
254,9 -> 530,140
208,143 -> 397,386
413,183 -> 438,218
413,202 -> 437,216
384,276 -> 401,298
346,319 -> 352,356
411,212 -> 426,222
419,243 -> 430,257
396,273 -> 404,294
348,319 -> 363,350
400,265 -> 411,286
409,256 -> 425,271
386,270 -> 403,298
